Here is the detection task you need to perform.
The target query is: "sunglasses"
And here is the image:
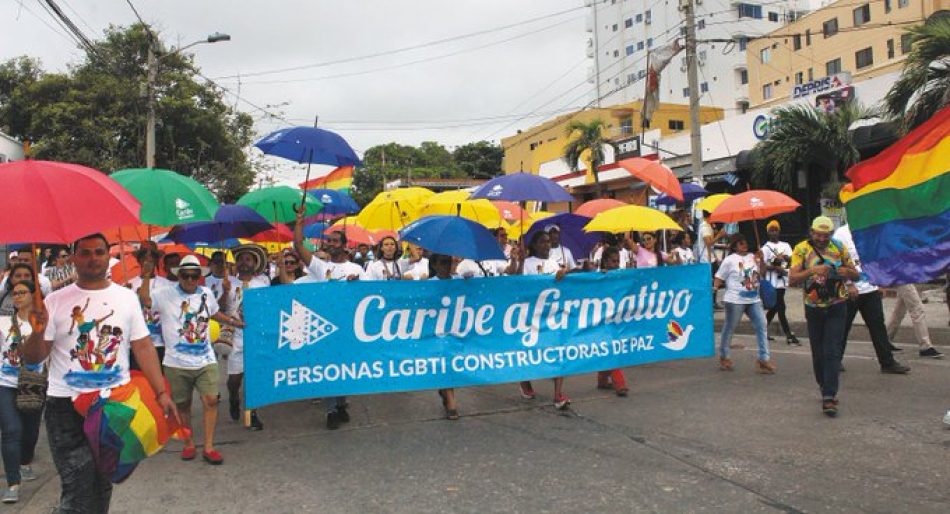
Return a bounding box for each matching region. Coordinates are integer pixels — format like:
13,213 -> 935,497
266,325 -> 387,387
179,273 -> 201,281
11,290 -> 30,297
284,260 -> 298,266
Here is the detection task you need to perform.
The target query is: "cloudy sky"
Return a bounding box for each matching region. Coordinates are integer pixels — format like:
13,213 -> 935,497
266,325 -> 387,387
4,0 -> 590,183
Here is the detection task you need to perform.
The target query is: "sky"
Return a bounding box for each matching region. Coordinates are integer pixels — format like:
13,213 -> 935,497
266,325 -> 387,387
3,0 -> 590,184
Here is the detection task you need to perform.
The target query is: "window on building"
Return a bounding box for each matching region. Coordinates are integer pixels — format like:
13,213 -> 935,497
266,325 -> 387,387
635,13 -> 643,23
612,24 -> 618,32
621,117 -> 633,135
637,41 -> 644,51
737,101 -> 750,114
627,73 -> 636,84
887,39 -> 895,59
738,37 -> 748,51
885,0 -> 892,13
647,38 -> 653,48
795,71 -> 804,85
808,67 -> 814,81
739,69 -> 749,85
898,0 -> 909,7
855,47 -> 874,69
768,11 -> 779,22
763,83 -> 773,100
638,69 -> 646,79
793,34 -> 802,50
699,50 -> 707,62
626,45 -> 635,56
700,82 -> 709,93
698,19 -> 705,30
823,18 -> 838,38
680,26 -> 688,36
613,49 -> 620,58
683,87 -> 690,98
901,33 -> 913,53
625,18 -> 633,28
669,120 -> 685,131
737,4 -> 763,19
826,58 -> 842,75
806,29 -> 812,46
760,48 -> 771,64
853,4 -> 871,26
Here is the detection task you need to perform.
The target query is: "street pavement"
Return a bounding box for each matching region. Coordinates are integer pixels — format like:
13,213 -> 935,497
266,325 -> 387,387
13,290 -> 950,514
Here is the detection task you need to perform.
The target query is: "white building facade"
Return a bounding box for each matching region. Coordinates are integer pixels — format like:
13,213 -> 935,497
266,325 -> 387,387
0,131 -> 24,163
585,0 -> 821,116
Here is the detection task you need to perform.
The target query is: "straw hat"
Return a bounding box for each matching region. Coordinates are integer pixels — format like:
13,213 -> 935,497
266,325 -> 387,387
231,243 -> 268,275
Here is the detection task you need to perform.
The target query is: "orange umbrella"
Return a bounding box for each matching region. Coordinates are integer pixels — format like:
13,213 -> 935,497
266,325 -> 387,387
248,224 -> 293,243
156,243 -> 194,256
326,224 -> 377,246
708,190 -> 801,223
109,243 -> 138,257
617,158 -> 683,202
110,254 -> 141,286
103,223 -> 168,243
574,199 -> 626,218
491,201 -> 524,222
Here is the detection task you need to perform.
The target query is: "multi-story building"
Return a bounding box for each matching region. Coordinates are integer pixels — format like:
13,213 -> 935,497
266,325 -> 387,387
0,131 -> 24,163
585,0 -> 819,116
747,0 -> 949,108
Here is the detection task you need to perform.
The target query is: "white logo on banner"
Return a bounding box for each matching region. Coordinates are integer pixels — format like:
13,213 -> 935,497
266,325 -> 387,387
278,300 -> 338,350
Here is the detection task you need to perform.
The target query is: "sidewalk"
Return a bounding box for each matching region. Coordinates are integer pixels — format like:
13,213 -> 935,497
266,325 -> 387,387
715,285 -> 950,347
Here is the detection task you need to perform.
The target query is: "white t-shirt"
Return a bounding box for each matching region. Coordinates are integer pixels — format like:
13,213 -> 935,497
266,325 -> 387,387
833,225 -> 877,295
0,314 -> 42,389
220,274 -> 271,349
306,256 -> 366,281
397,258 -> 429,280
550,246 -> 576,270
43,283 -> 148,398
129,276 -> 166,347
204,274 -> 234,303
715,253 -> 762,304
672,247 -> 696,265
695,221 -> 716,263
523,256 -> 560,276
591,247 -> 632,268
456,259 -> 508,278
364,259 -> 403,281
760,241 -> 793,289
152,285 -> 219,369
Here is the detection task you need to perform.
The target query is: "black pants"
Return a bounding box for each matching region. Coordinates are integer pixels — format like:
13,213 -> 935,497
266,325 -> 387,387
805,303 -> 847,399
129,345 -> 165,371
765,288 -> 792,336
45,397 -> 112,513
841,290 -> 897,368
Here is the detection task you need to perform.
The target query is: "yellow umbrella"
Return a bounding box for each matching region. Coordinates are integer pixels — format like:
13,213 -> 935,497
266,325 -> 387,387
420,192 -> 503,228
355,188 -> 433,230
193,247 -> 235,263
696,193 -> 732,213
329,216 -> 361,229
583,205 -> 682,233
503,211 -> 554,238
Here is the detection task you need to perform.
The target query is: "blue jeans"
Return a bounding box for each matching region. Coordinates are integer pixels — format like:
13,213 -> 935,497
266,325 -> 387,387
719,301 -> 770,361
45,397 -> 112,513
805,303 -> 848,400
0,386 -> 43,485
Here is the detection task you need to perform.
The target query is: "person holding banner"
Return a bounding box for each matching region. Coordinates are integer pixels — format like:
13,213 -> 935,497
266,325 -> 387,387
595,247 -> 629,397
714,234 -> 775,374
670,232 -> 696,265
428,253 -> 462,419
364,236 -> 403,281
516,231 -> 570,409
398,243 -> 429,280
546,225 -> 576,270
632,232 -> 668,268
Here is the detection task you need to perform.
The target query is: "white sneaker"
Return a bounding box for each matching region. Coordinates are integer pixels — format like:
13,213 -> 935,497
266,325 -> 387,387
943,410 -> 950,427
1,486 -> 18,504
20,465 -> 36,481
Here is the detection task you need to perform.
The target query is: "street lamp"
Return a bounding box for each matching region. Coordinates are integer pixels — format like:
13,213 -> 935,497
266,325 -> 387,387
146,32 -> 231,168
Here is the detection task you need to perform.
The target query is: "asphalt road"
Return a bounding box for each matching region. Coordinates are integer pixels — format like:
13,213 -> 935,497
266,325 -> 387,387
15,331 -> 950,514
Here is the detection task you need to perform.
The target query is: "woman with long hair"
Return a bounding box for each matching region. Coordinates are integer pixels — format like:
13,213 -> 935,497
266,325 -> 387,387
632,231 -> 667,268
0,264 -> 43,317
670,232 -> 696,265
429,253 -> 460,420
0,280 -> 44,503
364,236 -> 403,281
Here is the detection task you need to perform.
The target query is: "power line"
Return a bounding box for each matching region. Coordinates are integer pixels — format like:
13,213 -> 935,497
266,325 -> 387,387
14,0 -> 77,46
211,5 -> 587,81
58,0 -> 97,35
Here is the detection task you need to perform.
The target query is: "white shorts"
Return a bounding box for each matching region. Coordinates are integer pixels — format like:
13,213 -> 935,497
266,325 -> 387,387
227,335 -> 244,375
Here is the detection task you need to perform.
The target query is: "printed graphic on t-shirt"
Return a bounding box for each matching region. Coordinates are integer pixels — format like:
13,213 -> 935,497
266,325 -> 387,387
737,260 -> 760,299
175,294 -> 212,355
65,298 -> 122,389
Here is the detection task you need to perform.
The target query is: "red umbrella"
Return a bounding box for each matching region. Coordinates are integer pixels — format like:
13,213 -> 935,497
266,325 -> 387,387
617,158 -> 684,202
248,224 -> 294,243
0,160 -> 140,244
574,199 -> 626,218
373,229 -> 399,242
708,190 -> 801,223
491,201 -> 525,222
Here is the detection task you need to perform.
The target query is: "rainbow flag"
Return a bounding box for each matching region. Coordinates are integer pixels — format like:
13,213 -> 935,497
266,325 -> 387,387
841,105 -> 950,287
299,165 -> 353,193
73,372 -> 188,483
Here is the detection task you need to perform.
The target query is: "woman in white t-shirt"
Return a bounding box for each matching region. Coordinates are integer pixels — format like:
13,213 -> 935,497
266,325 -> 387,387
0,280 -> 44,500
398,243 -> 429,280
516,231 -> 571,410
713,233 -> 774,374
670,232 -> 696,265
760,220 -> 799,345
364,236 -> 403,281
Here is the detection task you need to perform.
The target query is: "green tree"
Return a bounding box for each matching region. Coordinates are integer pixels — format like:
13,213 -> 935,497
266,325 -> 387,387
453,140 -> 503,178
751,102 -> 875,194
0,24 -> 256,203
884,17 -> 950,133
562,119 -> 612,197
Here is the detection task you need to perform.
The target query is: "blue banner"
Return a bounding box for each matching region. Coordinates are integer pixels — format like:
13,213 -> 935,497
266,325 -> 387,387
243,265 -> 713,408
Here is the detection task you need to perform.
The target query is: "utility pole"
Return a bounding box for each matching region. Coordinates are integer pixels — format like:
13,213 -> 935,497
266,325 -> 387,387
682,0 -> 703,183
314,115 -> 319,127
146,42 -> 157,168
591,0 -> 602,107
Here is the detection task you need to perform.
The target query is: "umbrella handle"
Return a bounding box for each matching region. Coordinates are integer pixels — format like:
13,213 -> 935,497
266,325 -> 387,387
29,244 -> 43,313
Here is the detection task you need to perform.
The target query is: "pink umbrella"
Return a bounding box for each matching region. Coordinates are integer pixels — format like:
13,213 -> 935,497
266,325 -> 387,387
617,158 -> 683,202
574,199 -> 626,218
491,201 -> 525,222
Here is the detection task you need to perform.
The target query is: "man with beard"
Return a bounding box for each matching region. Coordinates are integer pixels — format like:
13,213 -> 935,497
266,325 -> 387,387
218,244 -> 271,431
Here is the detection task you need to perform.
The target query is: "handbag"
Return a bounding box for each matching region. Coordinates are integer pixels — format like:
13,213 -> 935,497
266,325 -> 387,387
759,279 -> 777,309
16,364 -> 47,413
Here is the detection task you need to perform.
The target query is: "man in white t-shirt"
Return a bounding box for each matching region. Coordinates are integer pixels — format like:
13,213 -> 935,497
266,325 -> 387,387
545,225 -> 576,270
23,234 -> 176,513
148,255 -> 242,465
219,244 -> 271,430
760,220 -> 799,345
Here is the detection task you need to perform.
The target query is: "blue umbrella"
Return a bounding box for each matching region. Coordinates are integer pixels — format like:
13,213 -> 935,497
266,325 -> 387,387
655,183 -> 708,206
470,172 -> 572,203
524,213 -> 603,260
306,189 -> 359,217
255,126 -> 362,194
165,205 -> 272,244
302,222 -> 329,239
399,216 -> 505,261
184,238 -> 242,250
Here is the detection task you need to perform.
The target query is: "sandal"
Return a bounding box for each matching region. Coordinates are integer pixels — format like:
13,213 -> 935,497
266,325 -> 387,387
181,446 -> 197,461
445,408 -> 459,421
202,449 -> 224,465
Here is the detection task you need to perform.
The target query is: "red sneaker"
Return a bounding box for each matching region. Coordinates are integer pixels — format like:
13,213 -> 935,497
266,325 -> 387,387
553,395 -> 571,410
181,446 -> 197,461
202,449 -> 224,465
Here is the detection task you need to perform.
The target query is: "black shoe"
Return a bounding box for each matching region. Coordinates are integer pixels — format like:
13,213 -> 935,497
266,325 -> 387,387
880,362 -> 911,374
248,410 -> 263,431
888,344 -> 903,352
326,411 -> 341,430
767,335 -> 776,341
229,398 -> 240,421
786,334 -> 801,346
919,347 -> 944,359
336,405 -> 350,423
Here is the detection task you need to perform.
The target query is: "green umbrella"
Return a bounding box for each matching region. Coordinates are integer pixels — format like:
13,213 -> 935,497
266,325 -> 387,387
237,186 -> 322,224
111,168 -> 220,226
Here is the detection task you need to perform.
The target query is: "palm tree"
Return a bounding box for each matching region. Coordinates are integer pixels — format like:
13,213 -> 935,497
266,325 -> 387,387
751,102 -> 876,194
884,17 -> 950,134
563,118 -> 612,198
